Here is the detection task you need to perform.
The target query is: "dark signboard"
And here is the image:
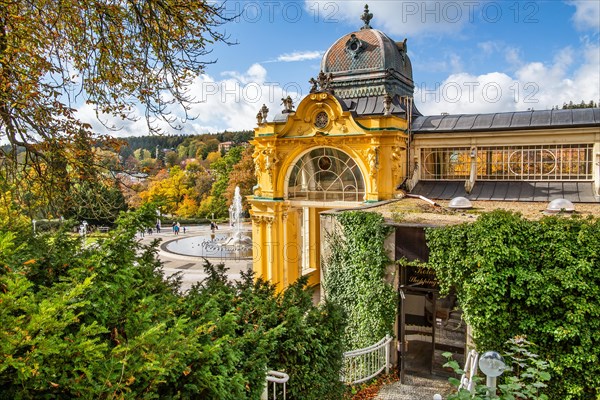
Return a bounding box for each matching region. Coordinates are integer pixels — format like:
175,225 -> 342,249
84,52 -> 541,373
403,264 -> 439,290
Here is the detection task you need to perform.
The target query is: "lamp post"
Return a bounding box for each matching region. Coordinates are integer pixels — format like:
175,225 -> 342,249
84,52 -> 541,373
478,351 -> 506,397
32,219 -> 37,234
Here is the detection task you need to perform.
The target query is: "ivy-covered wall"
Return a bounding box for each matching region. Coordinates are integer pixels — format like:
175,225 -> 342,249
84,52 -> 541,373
322,211 -> 397,350
425,210 -> 600,399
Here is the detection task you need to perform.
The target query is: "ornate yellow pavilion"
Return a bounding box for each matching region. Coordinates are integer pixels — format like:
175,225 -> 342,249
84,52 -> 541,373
249,7 -> 600,291
249,7 -> 417,290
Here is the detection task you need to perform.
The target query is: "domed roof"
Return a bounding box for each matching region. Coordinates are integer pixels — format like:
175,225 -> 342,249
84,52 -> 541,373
314,5 -> 415,101
321,29 -> 412,80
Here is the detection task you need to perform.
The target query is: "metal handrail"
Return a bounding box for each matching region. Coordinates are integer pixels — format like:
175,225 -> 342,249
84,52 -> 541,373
341,334 -> 393,385
262,370 -> 289,400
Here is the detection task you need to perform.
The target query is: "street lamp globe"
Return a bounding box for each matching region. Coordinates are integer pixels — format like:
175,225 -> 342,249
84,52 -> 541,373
479,351 -> 505,377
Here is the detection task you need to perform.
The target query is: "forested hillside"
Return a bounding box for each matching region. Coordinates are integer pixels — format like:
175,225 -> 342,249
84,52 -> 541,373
118,131 -> 253,160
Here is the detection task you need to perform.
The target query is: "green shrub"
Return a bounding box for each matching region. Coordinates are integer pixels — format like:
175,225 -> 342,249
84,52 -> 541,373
426,210 -> 600,399
444,337 -> 551,400
0,204 -> 346,399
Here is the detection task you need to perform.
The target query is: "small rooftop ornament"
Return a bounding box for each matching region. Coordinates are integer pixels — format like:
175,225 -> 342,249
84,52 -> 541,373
309,77 -> 318,93
317,71 -> 333,90
383,93 -> 393,116
260,104 -> 269,122
360,4 -> 373,29
281,95 -> 294,113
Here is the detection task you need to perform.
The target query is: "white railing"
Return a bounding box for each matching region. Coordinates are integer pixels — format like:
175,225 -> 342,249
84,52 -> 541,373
458,349 -> 479,393
434,349 -> 479,399
261,370 -> 289,400
341,334 -> 393,385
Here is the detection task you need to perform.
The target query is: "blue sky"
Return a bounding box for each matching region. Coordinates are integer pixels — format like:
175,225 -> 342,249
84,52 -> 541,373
81,0 -> 600,137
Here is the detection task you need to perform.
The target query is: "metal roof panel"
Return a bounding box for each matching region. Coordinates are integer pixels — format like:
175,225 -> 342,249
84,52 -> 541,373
437,115 -> 460,130
505,182 -> 523,200
425,181 -> 449,198
365,96 -> 378,114
572,108 -> 595,124
490,182 -> 511,200
511,112 -> 533,127
356,97 -> 368,115
532,182 -> 550,202
471,113 -> 495,130
476,182 -> 495,200
410,181 -> 598,202
530,110 -> 552,126
490,112 -> 514,129
439,182 -> 462,199
578,182 -> 600,202
551,109 -> 573,125
517,182 -> 535,201
562,182 -> 581,202
420,116 -> 443,130
411,116 -> 426,131
454,115 -> 477,130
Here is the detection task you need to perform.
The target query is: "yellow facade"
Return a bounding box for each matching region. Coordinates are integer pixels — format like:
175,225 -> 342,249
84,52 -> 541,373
250,92 -> 409,290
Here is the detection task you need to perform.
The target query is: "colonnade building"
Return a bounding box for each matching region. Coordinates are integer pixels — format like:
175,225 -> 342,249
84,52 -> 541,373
249,7 -> 600,292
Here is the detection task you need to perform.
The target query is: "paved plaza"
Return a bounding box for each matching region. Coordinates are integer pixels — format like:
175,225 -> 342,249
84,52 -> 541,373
138,223 -> 253,292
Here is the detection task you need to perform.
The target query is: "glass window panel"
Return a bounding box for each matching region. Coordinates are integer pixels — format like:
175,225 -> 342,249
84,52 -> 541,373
287,148 -> 366,201
422,144 -> 593,181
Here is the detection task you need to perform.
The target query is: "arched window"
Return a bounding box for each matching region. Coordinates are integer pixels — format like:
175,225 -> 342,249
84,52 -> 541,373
287,148 -> 365,201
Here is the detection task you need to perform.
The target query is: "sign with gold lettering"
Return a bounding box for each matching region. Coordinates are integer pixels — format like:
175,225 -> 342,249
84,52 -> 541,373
404,265 -> 438,290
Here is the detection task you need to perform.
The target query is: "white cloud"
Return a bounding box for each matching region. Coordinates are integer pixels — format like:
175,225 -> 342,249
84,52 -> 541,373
275,50 -> 324,62
306,1 -> 486,36
415,44 -> 600,115
477,41 -> 501,56
221,63 -> 268,84
78,63 -> 303,137
174,63 -> 302,133
77,103 -> 154,138
504,47 -> 522,67
568,0 -> 600,31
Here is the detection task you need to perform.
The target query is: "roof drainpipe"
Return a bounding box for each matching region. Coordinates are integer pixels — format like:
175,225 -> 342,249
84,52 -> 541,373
594,144 -> 600,196
464,146 -> 477,194
405,193 -> 440,207
404,96 -> 413,190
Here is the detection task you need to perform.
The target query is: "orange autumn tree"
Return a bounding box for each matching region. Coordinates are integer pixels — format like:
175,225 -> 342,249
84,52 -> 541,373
0,1 -> 232,220
224,145 -> 256,215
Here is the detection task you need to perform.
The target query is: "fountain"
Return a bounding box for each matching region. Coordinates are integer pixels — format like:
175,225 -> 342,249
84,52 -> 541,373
218,186 -> 252,249
162,186 -> 253,259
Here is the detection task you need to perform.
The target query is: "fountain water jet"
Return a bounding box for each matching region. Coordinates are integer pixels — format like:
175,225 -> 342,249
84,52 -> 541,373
218,186 -> 252,249
162,186 -> 253,259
